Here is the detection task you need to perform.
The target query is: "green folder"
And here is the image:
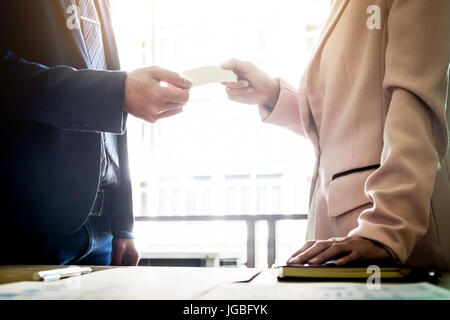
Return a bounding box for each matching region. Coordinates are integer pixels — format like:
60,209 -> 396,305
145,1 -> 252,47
277,261 -> 440,282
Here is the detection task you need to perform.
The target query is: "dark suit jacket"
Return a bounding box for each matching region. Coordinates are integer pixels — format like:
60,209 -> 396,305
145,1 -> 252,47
0,0 -> 134,238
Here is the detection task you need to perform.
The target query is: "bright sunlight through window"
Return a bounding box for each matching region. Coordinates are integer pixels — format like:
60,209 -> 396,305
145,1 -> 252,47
109,0 -> 331,268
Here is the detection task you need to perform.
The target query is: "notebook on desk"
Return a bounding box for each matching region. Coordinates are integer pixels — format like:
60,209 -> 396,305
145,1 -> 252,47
277,260 -> 440,282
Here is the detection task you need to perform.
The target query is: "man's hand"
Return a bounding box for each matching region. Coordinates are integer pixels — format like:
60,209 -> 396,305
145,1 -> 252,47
287,236 -> 392,266
221,59 -> 280,108
111,238 -> 140,266
123,66 -> 192,123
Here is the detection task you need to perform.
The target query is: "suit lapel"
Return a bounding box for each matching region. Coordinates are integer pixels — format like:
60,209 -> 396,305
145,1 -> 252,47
303,0 -> 348,206
307,0 -> 349,67
94,0 -> 121,70
59,0 -> 120,70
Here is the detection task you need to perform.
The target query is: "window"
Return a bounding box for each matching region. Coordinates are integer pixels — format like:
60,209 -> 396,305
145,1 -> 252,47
109,0 -> 331,268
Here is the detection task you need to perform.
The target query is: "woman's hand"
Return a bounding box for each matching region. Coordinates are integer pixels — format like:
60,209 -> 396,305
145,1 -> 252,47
287,236 -> 392,266
221,59 -> 280,108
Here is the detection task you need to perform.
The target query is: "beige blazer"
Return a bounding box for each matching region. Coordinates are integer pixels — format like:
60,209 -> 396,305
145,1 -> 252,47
260,0 -> 450,271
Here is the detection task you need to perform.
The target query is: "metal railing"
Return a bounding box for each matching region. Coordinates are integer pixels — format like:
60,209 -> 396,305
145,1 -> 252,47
135,214 -> 308,268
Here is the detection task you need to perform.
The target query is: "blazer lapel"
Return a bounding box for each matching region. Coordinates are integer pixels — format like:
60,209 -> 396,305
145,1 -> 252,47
307,0 -> 349,67
302,0 -> 348,206
94,0 -> 121,70
59,0 -> 120,70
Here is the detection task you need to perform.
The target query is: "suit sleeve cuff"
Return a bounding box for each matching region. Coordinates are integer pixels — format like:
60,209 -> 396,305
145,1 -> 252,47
69,70 -> 128,134
258,78 -> 299,125
92,71 -> 127,135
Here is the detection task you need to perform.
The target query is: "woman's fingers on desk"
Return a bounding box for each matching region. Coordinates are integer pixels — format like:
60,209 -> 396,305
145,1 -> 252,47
287,239 -> 337,265
287,236 -> 391,266
286,240 -> 317,263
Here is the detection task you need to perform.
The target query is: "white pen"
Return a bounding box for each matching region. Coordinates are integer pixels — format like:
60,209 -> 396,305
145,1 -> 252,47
32,266 -> 92,282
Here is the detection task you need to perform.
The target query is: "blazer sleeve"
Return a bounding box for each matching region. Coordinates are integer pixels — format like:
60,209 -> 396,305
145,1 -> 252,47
348,0 -> 450,263
258,78 -> 303,131
258,79 -> 300,130
0,49 -> 127,134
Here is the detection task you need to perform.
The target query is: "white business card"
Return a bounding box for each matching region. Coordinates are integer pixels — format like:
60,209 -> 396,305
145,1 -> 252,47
182,66 -> 237,87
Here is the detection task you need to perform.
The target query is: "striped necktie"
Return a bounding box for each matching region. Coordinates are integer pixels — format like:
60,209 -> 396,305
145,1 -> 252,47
76,0 -> 107,70
75,0 -> 119,186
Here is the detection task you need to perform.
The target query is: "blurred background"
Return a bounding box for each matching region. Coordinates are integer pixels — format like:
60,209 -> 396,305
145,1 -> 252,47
108,0 -> 331,268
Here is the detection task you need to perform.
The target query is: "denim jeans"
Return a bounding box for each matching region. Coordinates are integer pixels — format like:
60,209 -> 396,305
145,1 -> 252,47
74,214 -> 113,265
0,214 -> 113,266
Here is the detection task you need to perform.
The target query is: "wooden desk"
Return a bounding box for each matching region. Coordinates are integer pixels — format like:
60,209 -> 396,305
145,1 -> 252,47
0,266 -> 449,300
